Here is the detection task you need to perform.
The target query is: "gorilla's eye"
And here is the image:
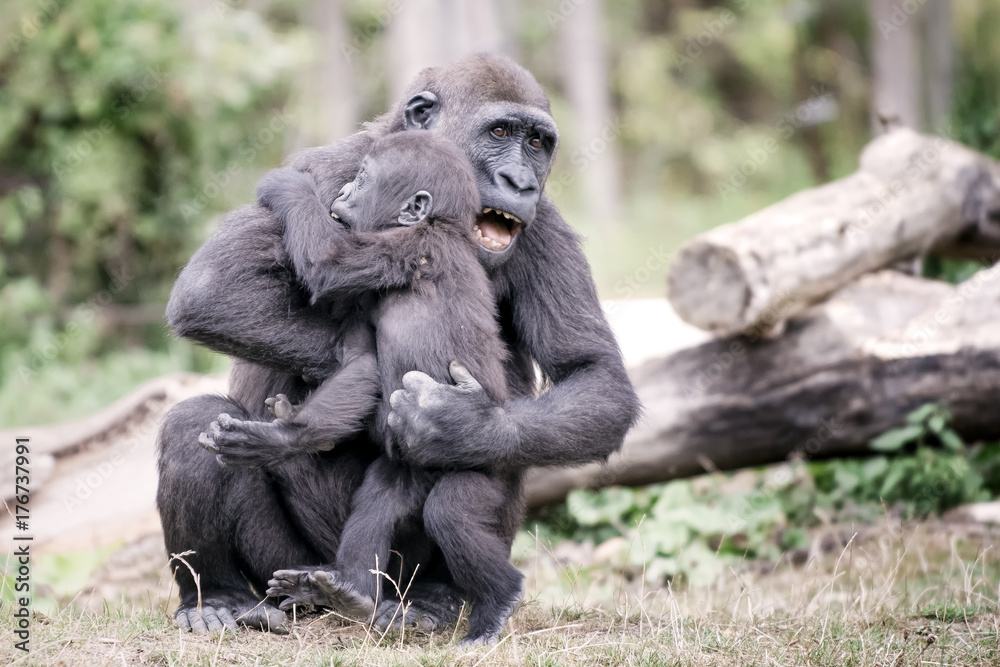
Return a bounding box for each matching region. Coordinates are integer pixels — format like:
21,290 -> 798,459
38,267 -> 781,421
529,134 -> 543,149
491,126 -> 507,138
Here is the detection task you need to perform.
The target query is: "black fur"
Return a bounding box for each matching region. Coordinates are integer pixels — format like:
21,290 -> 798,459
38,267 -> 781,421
157,53 -> 640,639
244,133 -> 521,644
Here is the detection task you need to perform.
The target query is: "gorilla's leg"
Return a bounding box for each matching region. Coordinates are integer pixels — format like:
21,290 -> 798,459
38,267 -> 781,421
157,395 -> 322,633
423,472 -> 525,645
267,457 -> 425,618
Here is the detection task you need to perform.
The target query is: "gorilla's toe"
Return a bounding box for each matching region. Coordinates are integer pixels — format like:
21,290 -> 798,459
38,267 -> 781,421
373,600 -> 445,632
173,594 -> 287,634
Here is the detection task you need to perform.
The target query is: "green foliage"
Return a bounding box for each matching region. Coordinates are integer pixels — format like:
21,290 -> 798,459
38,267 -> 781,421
922,256 -> 986,284
952,0 -> 1000,160
0,0 -> 305,425
818,404 -> 994,518
870,404 -> 964,454
528,404 -> 998,588
528,470 -> 799,587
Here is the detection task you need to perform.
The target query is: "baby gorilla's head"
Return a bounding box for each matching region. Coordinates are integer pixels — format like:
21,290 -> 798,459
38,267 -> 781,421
330,132 -> 481,233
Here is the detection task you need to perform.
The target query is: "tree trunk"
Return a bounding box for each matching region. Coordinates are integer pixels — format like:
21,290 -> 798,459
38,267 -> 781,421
385,0 -> 507,102
556,0 -> 621,225
667,128 -> 1000,336
527,269 -> 1000,507
290,0 -> 359,149
924,0 -> 953,132
869,0 -> 922,129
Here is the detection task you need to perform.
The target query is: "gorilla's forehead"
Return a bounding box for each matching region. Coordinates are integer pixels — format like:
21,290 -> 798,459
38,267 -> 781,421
454,101 -> 558,137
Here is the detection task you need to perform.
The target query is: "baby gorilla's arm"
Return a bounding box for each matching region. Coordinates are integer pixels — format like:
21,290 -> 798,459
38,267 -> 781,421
256,167 -> 425,304
199,341 -> 379,467
256,167 -> 352,301
306,227 -> 430,303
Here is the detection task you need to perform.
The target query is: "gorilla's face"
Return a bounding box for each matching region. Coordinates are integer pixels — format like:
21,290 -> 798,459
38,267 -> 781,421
404,92 -> 559,265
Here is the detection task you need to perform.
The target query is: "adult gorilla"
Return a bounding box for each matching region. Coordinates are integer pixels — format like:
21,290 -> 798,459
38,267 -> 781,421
158,53 -> 640,633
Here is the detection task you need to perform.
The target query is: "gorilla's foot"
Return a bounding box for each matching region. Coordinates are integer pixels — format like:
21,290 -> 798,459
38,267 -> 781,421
198,413 -> 299,467
373,592 -> 463,633
267,569 -> 376,620
174,591 -> 287,634
458,580 -> 524,646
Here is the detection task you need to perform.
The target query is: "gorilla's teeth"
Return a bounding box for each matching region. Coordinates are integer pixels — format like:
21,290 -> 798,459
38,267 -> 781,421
483,208 -> 493,214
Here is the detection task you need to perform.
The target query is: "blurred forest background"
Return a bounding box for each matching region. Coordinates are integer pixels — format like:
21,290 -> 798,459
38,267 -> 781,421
2,0 -> 1000,428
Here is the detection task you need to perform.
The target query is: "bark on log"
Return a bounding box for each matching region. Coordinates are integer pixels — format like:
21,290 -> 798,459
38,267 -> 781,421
667,128 -> 1000,336
0,373 -> 225,502
526,269 -> 1000,508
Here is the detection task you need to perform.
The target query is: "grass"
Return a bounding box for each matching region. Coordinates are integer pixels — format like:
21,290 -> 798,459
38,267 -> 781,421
1,519 -> 998,665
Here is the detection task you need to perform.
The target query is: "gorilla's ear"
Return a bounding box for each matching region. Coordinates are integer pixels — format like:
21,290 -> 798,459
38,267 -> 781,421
404,92 -> 440,130
398,191 -> 432,225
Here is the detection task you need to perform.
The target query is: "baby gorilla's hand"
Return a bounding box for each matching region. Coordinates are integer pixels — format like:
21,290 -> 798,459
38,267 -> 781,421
198,413 -> 300,468
256,168 -> 319,221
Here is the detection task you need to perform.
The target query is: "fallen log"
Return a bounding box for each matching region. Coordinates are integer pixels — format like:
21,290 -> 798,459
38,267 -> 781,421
667,128 -> 1000,336
526,269 -> 1000,507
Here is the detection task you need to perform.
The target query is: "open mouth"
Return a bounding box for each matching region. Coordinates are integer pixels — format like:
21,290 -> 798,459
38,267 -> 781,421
474,208 -> 523,252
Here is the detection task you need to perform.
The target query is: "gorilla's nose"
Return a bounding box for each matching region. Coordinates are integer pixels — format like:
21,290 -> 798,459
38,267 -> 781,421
496,166 -> 538,198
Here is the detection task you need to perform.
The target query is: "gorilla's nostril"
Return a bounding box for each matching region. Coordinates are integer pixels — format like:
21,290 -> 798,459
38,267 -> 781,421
497,168 -> 538,195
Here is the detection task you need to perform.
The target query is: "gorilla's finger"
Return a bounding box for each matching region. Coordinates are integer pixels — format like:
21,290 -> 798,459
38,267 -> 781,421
387,411 -> 402,432
217,413 -> 235,430
401,370 -> 437,392
175,609 -> 192,631
449,361 -> 482,389
216,454 -> 228,467
188,609 -> 209,633
264,397 -> 277,416
273,394 -> 293,420
216,606 -> 238,631
198,432 -> 220,454
389,389 -> 408,409
203,607 -> 224,632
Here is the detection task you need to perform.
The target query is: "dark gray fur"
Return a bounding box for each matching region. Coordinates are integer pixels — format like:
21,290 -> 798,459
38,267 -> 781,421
156,53 -> 640,640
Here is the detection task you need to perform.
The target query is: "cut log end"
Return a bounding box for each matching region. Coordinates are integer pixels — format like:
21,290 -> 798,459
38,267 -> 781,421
667,241 -> 749,334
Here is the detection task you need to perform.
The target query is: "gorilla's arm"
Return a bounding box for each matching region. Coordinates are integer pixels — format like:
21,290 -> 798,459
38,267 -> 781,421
165,133 -> 375,376
166,203 -> 340,378
390,199 -> 641,470
305,228 -> 431,301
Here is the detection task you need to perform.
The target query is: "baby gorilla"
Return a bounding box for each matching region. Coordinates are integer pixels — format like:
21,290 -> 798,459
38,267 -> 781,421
256,133 -> 524,645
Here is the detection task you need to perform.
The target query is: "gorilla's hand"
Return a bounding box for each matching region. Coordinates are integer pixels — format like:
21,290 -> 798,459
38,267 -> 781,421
388,362 -> 516,469
198,413 -> 301,468
256,167 -> 317,215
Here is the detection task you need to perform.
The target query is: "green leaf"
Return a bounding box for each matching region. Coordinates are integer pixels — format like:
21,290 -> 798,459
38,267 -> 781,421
879,465 -> 906,498
566,487 -> 635,526
650,480 -> 694,519
638,520 -> 690,557
678,540 -> 725,587
861,457 -> 889,481
871,425 -> 924,452
834,465 -> 860,493
939,429 -> 965,453
927,414 -> 946,434
644,556 -> 679,583
906,404 -> 938,425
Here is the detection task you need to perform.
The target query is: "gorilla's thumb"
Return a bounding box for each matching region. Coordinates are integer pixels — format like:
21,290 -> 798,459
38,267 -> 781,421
449,361 -> 478,387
